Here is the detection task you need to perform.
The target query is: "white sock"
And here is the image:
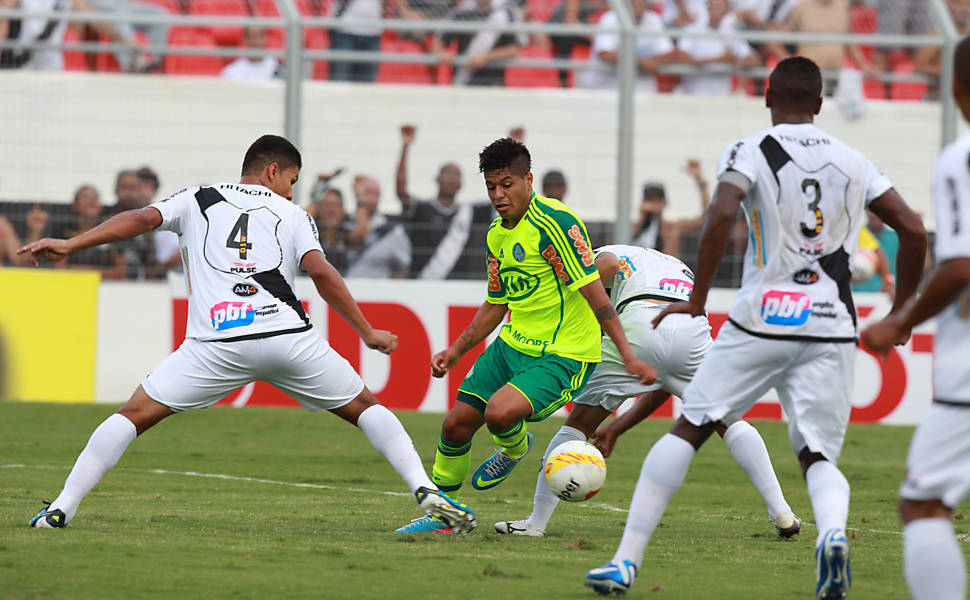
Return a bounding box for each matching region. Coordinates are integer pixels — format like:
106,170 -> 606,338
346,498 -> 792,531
904,518 -> 967,600
51,413 -> 137,523
805,460 -> 850,546
614,434 -> 695,568
357,404 -> 434,495
525,425 -> 586,531
722,421 -> 792,521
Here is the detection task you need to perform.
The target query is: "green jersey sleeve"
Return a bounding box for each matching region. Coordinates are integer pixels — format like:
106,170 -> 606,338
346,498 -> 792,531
486,248 -> 507,304
529,202 -> 598,291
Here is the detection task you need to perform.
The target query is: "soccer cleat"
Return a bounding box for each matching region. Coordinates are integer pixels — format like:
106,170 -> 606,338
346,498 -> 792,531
413,486 -> 477,535
773,511 -> 802,539
816,528 -> 851,599
471,432 -> 534,490
395,515 -> 456,534
585,560 -> 638,596
28,502 -> 66,529
494,519 -> 544,537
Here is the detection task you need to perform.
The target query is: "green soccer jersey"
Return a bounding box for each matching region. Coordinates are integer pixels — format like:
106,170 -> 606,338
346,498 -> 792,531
485,192 -> 601,363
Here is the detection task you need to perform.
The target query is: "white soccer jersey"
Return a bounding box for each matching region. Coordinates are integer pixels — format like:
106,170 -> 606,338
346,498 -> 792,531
930,131 -> 970,404
596,244 -> 695,311
151,183 -> 322,342
717,123 -> 892,341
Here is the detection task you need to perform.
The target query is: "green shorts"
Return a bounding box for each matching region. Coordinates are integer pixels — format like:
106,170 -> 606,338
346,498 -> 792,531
457,337 -> 594,422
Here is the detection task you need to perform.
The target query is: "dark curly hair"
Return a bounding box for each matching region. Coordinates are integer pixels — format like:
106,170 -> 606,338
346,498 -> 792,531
479,137 -> 531,176
768,56 -> 822,112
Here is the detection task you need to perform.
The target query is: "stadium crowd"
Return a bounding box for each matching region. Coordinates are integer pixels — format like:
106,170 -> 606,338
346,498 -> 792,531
0,0 -> 961,100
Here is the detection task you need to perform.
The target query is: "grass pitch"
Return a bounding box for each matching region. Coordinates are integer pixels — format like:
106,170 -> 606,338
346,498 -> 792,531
1,402 -> 967,599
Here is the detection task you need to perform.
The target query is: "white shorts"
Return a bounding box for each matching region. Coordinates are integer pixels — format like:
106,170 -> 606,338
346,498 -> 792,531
573,303 -> 712,413
142,328 -> 365,412
899,402 -> 970,509
681,321 -> 855,463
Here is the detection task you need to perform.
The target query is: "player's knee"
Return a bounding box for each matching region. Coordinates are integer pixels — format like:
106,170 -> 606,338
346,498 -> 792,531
669,416 -> 715,450
798,447 -> 827,478
441,411 -> 477,443
483,404 -> 523,433
899,497 -> 951,524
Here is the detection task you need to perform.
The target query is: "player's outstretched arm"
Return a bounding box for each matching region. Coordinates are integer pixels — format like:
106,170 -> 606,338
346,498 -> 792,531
17,206 -> 161,266
431,301 -> 508,377
591,389 -> 670,457
653,180 -> 745,328
578,279 -> 656,385
868,188 -> 927,313
863,257 -> 970,353
301,249 -> 397,354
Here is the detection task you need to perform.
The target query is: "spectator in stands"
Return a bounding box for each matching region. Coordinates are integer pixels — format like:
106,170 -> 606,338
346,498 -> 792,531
111,168 -> 153,278
51,185 -> 126,277
345,175 -> 411,278
83,0 -> 169,72
314,187 -> 369,274
870,0 -> 931,97
0,206 -> 46,265
221,26 -> 280,81
0,0 -> 136,70
661,0 -> 705,26
852,210 -> 899,296
676,0 -> 759,95
579,0 -> 682,92
914,0 -> 970,100
537,0 -> 605,88
329,0 -> 384,82
542,169 -> 567,202
631,158 -> 710,256
431,0 -> 528,86
765,0 -> 879,90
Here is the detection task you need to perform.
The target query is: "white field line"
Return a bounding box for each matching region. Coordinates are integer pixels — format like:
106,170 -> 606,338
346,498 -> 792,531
3,463 -> 908,537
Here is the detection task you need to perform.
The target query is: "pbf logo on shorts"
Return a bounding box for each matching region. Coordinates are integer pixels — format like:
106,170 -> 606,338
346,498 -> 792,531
761,290 -> 812,326
659,278 -> 693,298
211,301 -> 255,331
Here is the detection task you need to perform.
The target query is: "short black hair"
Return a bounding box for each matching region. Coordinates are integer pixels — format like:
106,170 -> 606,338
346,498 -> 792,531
542,170 -> 566,187
479,137 -> 531,176
135,166 -> 160,191
956,35 -> 970,97
642,182 -> 665,199
241,134 -> 302,176
115,169 -> 138,187
768,56 -> 822,112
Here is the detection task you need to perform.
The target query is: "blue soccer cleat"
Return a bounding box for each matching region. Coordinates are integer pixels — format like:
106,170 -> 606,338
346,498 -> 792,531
28,502 -> 66,529
414,486 -> 476,535
816,528 -> 851,599
471,433 -> 534,490
395,515 -> 456,534
585,560 -> 638,596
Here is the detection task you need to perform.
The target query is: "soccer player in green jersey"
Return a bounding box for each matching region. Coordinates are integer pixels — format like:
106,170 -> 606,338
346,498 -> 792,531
396,137 -> 656,533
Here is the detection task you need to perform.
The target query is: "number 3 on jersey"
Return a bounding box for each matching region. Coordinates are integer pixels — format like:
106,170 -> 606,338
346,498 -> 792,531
783,164 -> 850,246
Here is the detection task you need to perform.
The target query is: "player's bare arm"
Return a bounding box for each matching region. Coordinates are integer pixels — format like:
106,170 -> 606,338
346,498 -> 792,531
591,389 -> 670,457
868,188 -> 928,314
653,180 -> 745,328
301,249 -> 397,354
431,301 -> 508,378
578,279 -> 656,385
594,251 -> 620,284
17,206 -> 161,266
863,257 -> 970,353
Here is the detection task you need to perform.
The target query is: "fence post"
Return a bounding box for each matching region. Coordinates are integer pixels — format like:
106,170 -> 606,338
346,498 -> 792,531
608,0 -> 635,244
929,0 -> 958,148
279,0 -> 303,156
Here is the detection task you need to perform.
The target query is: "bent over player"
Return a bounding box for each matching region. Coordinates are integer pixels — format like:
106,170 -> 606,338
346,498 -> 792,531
583,57 -> 926,598
863,35 -> 970,600
21,135 -> 476,534
396,138 -> 654,533
495,244 -> 799,539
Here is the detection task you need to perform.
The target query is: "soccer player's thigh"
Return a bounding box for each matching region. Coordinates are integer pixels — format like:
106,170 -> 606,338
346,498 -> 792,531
514,354 -> 593,423
259,330 -> 365,411
680,322 -> 787,427
900,403 -> 970,510
142,338 -> 256,411
456,338 -> 517,414
774,342 -> 855,462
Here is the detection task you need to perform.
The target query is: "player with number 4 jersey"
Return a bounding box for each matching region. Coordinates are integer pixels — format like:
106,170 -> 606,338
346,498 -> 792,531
583,58 -> 927,599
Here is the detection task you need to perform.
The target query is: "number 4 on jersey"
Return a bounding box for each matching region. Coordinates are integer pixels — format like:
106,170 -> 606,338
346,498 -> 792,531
226,214 -> 254,259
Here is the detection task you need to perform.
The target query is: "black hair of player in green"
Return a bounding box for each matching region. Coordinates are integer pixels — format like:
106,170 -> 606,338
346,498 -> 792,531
953,35 -> 970,119
767,56 -> 823,113
241,135 -> 302,177
479,137 -> 531,176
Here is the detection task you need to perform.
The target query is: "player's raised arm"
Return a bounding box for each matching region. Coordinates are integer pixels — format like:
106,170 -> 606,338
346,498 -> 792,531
578,279 -> 656,385
17,206 -> 161,266
431,301 -> 509,378
867,188 -> 927,314
301,249 -> 397,354
652,179 -> 745,328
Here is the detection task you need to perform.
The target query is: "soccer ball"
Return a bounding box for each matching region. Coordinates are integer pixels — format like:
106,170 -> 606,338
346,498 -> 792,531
544,440 -> 606,502
851,247 -> 878,282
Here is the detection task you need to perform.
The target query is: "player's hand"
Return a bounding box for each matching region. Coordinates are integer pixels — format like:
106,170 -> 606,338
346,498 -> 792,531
508,126 -> 525,143
431,348 -> 461,378
590,424 -> 619,458
652,301 -> 705,328
400,124 -> 416,145
467,52 -> 486,71
861,314 -> 910,359
623,358 -> 657,385
17,238 -> 69,266
363,329 -> 398,355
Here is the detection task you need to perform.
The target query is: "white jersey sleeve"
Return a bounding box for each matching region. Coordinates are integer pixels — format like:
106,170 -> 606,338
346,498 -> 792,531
151,186 -> 199,236
933,143 -> 970,262
863,159 -> 893,206
293,209 -> 323,265
717,137 -> 759,183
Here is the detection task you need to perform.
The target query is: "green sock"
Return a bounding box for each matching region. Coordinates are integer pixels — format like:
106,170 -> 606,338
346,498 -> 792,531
431,437 -> 471,498
489,421 -> 530,459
